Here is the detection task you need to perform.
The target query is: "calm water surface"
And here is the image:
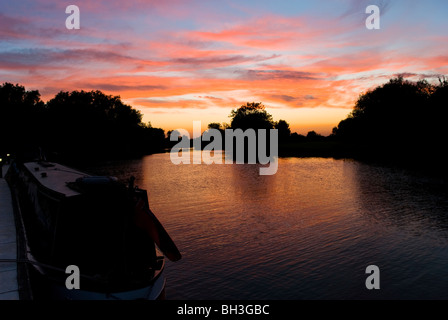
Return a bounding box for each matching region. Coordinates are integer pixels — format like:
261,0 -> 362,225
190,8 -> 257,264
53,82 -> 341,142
87,151 -> 448,299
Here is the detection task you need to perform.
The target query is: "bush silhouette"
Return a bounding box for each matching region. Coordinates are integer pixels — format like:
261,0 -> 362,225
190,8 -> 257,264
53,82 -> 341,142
333,76 -> 448,169
0,83 -> 166,162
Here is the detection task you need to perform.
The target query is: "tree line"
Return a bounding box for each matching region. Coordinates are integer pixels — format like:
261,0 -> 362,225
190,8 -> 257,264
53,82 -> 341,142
204,102 -> 325,145
332,76 -> 448,170
201,76 -> 448,173
0,83 -> 165,164
2,76 -> 447,173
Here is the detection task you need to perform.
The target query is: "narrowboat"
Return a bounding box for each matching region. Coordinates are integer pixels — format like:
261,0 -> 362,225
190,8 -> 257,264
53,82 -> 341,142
5,160 -> 181,300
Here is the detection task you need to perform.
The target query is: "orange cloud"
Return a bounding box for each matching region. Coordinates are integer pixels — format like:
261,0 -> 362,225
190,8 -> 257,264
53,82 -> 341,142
2,1 -> 447,136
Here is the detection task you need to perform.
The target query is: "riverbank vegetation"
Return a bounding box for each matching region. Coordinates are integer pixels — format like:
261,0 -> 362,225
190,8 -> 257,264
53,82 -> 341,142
0,83 -> 165,164
204,76 -> 448,175
1,76 -> 447,176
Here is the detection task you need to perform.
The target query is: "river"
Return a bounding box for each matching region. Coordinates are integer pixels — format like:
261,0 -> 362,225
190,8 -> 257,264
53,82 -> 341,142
86,151 -> 448,299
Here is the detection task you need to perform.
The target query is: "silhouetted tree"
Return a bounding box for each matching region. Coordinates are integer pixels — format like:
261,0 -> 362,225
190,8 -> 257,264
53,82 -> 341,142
332,76 -> 448,170
207,122 -> 223,130
333,77 -> 434,144
275,120 -> 291,142
229,102 -> 275,130
0,84 -> 165,162
290,132 -> 306,142
224,102 -> 275,162
44,90 -> 146,159
306,130 -> 324,141
206,122 -> 225,147
0,82 -> 45,156
428,77 -> 448,143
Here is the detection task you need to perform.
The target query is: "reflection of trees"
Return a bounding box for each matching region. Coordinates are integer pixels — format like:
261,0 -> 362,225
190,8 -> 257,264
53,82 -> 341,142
351,161 -> 448,237
230,161 -> 275,198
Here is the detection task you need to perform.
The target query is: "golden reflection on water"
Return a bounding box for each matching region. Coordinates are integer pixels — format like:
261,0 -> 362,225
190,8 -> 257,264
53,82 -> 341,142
91,152 -> 448,299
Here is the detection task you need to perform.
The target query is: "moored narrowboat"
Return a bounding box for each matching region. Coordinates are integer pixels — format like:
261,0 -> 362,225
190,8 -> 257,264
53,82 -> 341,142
5,160 -> 181,300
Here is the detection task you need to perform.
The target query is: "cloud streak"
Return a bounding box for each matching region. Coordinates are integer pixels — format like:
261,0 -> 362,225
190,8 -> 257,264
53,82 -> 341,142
1,0 -> 447,134
239,69 -> 321,81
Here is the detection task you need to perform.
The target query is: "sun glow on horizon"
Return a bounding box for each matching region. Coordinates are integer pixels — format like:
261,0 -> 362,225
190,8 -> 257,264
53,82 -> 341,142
2,0 -> 447,135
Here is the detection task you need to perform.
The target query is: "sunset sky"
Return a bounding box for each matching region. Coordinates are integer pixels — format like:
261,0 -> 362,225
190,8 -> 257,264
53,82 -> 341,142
1,0 -> 447,135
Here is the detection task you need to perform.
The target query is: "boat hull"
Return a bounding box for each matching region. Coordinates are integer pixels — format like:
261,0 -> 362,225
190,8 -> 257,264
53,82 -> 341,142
6,161 -> 170,300
37,264 -> 166,300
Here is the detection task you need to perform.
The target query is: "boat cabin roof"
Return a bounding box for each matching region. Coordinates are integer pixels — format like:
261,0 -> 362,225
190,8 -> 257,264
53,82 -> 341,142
24,162 -> 89,198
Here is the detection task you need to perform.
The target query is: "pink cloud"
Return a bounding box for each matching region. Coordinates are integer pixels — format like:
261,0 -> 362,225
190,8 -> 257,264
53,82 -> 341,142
2,0 -> 447,134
